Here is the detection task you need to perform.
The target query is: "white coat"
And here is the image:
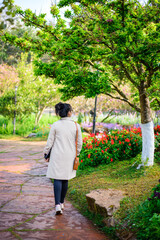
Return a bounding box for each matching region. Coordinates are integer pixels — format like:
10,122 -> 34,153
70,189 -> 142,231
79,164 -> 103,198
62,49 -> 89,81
44,117 -> 83,180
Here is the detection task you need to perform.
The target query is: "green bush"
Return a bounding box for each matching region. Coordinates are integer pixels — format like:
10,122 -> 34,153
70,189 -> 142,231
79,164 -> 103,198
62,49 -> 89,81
77,112 -> 84,124
0,114 -> 58,136
130,180 -> 160,240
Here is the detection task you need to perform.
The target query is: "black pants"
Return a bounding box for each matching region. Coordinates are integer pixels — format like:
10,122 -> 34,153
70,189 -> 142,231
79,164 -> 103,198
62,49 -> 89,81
53,179 -> 68,205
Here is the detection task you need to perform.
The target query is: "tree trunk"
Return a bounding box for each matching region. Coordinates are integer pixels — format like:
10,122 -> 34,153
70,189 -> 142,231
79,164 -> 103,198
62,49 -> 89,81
35,112 -> 38,126
35,107 -> 45,126
138,88 -> 154,167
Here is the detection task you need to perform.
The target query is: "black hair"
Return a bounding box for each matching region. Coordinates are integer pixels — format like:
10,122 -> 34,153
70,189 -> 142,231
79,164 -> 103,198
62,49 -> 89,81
55,102 -> 73,118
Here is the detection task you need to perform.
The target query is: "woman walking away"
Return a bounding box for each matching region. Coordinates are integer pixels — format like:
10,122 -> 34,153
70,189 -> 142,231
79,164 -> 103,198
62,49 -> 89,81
44,102 -> 82,215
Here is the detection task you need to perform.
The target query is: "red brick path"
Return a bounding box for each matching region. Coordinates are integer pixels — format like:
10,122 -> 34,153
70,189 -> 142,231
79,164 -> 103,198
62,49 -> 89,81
0,140 -> 109,240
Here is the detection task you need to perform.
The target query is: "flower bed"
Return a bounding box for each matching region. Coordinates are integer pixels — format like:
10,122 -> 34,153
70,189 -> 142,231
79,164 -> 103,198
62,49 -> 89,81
79,125 -> 160,169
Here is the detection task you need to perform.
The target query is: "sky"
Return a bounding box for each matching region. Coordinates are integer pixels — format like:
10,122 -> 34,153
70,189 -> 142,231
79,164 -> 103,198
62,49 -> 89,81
13,0 -> 67,21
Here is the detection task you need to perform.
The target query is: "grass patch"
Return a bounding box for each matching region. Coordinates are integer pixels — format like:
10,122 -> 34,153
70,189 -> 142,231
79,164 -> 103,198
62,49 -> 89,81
66,154 -> 160,238
0,134 -> 47,141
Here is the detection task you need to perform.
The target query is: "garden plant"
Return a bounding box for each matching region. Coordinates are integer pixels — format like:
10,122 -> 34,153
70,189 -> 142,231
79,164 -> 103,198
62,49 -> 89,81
79,125 -> 160,169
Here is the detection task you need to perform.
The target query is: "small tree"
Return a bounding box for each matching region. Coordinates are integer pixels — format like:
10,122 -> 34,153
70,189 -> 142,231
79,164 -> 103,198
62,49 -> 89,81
16,53 -> 61,125
0,54 -> 61,125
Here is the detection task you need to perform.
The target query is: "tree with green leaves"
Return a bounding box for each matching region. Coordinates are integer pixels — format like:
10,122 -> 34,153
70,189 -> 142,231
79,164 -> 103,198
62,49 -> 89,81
0,0 -> 159,167
16,53 -> 61,126
0,53 -> 61,126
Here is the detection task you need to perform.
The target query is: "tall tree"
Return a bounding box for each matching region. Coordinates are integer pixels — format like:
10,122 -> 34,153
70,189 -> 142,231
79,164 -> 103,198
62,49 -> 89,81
0,0 -> 159,167
57,0 -> 160,168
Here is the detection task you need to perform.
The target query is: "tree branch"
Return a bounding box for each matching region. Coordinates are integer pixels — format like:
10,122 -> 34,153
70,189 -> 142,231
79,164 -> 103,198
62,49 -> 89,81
104,92 -> 141,112
150,97 -> 160,107
19,13 -> 60,41
120,61 -> 139,88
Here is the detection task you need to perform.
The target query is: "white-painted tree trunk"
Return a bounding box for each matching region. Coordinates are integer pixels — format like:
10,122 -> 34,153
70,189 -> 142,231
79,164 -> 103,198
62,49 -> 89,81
137,121 -> 154,169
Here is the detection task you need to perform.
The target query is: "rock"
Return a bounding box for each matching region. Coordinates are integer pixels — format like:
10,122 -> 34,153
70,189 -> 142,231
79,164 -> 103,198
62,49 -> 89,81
86,189 -> 137,240
103,216 -> 117,227
86,189 -> 125,218
83,126 -> 109,134
83,127 -> 92,133
27,133 -> 37,138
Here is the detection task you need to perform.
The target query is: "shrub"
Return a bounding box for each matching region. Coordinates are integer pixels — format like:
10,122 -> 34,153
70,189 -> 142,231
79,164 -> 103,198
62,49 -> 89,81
77,112 -> 84,124
0,114 -> 58,136
79,129 -> 142,169
130,180 -> 160,240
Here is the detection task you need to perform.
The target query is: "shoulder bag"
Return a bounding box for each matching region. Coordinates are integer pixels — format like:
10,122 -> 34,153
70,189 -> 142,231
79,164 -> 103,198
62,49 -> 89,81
73,122 -> 79,170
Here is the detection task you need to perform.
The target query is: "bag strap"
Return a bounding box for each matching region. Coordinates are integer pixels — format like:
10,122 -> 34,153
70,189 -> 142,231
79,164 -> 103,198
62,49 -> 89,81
75,122 -> 78,157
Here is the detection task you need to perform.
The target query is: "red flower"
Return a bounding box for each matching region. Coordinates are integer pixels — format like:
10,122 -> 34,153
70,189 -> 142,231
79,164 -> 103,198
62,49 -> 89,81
129,143 -> 131,146
90,133 -> 95,137
81,160 -> 83,163
105,148 -> 107,151
88,154 -> 91,158
119,140 -> 121,144
111,139 -> 114,145
115,136 -> 118,140
107,156 -> 109,159
111,158 -> 113,162
125,138 -> 130,142
101,150 -> 104,153
124,150 -> 125,153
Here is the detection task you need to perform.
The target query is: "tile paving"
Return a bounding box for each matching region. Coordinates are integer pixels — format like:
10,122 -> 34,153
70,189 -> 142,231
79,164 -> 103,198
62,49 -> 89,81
0,140 -> 109,240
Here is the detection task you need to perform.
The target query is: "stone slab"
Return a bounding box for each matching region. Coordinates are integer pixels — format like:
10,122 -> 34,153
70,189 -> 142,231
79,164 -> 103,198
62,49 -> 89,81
1,194 -> 54,214
86,189 -> 125,217
0,160 -> 36,166
26,166 -> 47,176
0,193 -> 18,207
0,231 -> 17,240
0,164 -> 34,174
0,172 -> 32,184
0,157 -> 21,162
24,176 -> 52,187
0,212 -> 33,230
21,185 -> 53,196
0,184 -> 20,194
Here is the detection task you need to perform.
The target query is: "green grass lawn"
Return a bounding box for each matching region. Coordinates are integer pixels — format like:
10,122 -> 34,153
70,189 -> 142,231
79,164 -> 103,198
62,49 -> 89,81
66,154 -> 160,238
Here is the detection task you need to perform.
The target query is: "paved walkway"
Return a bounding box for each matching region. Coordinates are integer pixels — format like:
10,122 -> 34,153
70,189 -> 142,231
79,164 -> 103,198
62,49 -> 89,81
0,140 -> 109,240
